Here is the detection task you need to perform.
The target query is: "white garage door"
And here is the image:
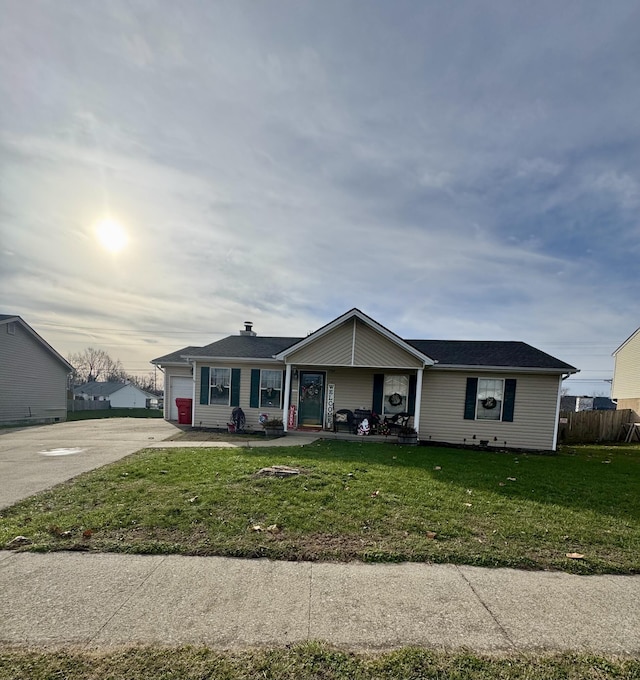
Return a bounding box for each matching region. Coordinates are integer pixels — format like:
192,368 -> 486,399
169,377 -> 194,420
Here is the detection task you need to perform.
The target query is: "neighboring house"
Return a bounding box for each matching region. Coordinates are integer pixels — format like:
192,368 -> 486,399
560,395 -> 616,412
0,314 -> 73,425
612,326 -> 640,419
152,309 -> 578,451
73,381 -> 154,408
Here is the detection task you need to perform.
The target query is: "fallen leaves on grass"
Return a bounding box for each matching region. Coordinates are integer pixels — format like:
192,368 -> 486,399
566,553 -> 585,559
425,531 -> 437,539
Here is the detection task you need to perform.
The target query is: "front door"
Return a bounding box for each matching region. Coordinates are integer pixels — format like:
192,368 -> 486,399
298,371 -> 326,427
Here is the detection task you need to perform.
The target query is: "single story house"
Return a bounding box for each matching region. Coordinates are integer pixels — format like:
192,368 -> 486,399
73,381 -> 155,408
152,308 -> 578,451
611,326 -> 640,419
0,314 -> 73,425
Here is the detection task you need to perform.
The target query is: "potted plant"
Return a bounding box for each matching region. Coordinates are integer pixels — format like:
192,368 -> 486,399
397,425 -> 418,446
262,417 -> 285,438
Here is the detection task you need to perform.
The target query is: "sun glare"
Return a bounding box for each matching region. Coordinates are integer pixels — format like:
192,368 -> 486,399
95,218 -> 128,253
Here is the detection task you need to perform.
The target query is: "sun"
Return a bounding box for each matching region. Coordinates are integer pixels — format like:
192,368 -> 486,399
95,218 -> 128,253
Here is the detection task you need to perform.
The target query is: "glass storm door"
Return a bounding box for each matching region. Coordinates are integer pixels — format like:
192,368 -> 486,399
298,372 -> 325,427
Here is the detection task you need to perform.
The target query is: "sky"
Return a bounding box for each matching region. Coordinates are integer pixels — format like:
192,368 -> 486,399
1,1 -> 639,394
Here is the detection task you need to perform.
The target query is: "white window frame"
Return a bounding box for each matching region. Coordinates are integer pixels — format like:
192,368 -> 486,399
383,374 -> 409,416
476,378 -> 504,421
209,367 -> 231,406
260,369 -> 283,408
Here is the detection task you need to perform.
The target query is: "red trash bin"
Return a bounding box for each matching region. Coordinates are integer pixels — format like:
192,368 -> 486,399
175,398 -> 192,425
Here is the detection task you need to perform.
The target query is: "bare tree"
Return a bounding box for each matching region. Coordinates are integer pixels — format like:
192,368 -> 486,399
68,347 -> 126,385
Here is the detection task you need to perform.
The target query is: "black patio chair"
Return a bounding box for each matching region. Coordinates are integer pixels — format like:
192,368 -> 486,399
333,409 -> 355,433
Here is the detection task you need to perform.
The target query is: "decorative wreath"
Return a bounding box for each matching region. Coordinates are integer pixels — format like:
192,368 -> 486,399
388,392 -> 403,407
482,397 -> 497,410
214,384 -> 224,394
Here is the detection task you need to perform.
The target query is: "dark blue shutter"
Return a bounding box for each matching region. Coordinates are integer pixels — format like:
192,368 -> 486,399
200,367 -> 210,405
250,369 -> 260,408
464,378 -> 477,420
407,374 -> 417,415
502,379 -> 517,422
372,374 -> 384,414
230,368 -> 241,407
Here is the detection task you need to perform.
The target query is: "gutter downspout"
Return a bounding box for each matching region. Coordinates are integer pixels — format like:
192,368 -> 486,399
552,373 -> 569,451
283,363 -> 292,432
413,368 -> 424,435
191,361 -> 197,428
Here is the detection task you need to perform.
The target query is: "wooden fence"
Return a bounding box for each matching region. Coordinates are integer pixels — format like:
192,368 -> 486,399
557,409 -> 636,444
67,400 -> 110,412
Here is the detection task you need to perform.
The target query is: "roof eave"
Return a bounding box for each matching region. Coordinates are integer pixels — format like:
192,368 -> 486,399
431,364 -> 579,374
181,355 -> 283,364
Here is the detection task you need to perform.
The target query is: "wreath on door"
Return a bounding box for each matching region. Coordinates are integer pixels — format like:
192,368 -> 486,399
388,392 -> 403,407
482,397 -> 497,409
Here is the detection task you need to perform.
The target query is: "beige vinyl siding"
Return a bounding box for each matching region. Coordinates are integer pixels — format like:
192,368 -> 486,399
353,319 -> 423,368
327,368 -> 376,412
287,320 -> 353,365
419,370 -> 560,451
614,398 -> 640,419
0,322 -> 69,424
194,362 -> 287,430
612,330 -> 640,400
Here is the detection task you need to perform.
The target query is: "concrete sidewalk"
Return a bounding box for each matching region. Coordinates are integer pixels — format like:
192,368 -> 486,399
0,551 -> 638,654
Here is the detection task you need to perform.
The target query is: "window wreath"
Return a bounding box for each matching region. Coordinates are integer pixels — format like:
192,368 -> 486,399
482,396 -> 497,409
388,392 -> 403,407
213,384 -> 224,394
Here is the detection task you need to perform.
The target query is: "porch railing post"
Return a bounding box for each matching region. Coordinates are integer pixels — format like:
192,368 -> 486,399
283,363 -> 292,431
413,368 -> 424,434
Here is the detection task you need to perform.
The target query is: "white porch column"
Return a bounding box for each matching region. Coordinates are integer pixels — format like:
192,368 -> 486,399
413,368 -> 424,435
283,363 -> 292,432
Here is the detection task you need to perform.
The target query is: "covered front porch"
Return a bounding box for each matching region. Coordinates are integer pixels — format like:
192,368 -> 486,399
280,364 -> 426,434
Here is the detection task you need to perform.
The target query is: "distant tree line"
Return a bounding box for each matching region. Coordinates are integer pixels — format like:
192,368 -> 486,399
67,347 -> 161,394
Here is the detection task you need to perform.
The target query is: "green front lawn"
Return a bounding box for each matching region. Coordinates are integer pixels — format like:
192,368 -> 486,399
1,643 -> 638,680
1,441 -> 638,574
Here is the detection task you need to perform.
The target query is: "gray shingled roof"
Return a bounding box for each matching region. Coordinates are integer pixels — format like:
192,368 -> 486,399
151,346 -> 203,364
406,340 -> 576,371
153,333 -> 575,371
186,336 -> 302,359
74,382 -> 129,397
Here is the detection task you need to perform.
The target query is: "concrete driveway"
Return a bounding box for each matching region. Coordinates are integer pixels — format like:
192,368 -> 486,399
0,418 -> 179,509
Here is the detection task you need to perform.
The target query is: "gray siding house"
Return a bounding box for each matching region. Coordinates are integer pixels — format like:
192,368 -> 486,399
152,309 -> 578,451
0,315 -> 73,425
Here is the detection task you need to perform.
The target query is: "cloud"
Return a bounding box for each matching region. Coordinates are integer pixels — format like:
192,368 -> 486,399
1,1 -> 639,395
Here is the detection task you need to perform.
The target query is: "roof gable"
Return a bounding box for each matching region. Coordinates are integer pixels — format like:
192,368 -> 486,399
275,308 -> 433,366
1,315 -> 73,371
613,326 -> 640,356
